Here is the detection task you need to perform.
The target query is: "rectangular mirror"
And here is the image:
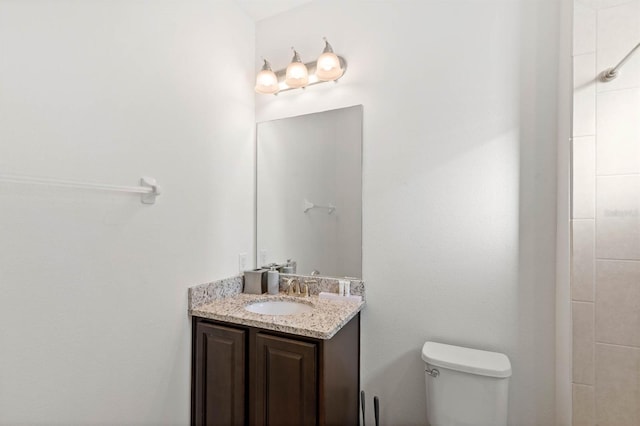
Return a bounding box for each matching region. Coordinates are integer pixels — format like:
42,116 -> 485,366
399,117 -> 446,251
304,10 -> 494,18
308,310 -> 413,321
256,105 -> 362,278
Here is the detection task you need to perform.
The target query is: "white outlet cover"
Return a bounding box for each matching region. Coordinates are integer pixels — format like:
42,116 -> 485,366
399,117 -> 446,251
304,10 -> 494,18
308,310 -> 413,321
238,253 -> 248,273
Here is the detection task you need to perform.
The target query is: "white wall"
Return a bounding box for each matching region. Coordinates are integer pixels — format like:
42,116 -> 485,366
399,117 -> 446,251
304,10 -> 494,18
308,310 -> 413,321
255,1 -> 559,424
556,0 -> 573,424
0,1 -> 254,424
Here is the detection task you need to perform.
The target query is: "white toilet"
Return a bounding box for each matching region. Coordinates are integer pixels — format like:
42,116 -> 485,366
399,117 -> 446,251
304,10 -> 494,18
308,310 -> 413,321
421,341 -> 512,426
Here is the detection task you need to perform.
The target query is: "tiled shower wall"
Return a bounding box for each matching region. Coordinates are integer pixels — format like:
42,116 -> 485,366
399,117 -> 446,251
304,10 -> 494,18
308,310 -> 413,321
572,0 -> 640,425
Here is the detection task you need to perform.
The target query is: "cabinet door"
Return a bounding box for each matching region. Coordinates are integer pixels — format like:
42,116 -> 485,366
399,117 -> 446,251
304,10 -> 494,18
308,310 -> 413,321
254,333 -> 317,426
193,322 -> 246,426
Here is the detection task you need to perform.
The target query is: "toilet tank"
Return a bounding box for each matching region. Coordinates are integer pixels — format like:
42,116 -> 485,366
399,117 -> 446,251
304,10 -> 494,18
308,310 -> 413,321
421,342 -> 512,426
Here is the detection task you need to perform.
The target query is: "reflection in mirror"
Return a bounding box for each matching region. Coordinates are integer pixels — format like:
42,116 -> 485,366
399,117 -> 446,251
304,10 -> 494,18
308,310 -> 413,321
256,105 -> 362,278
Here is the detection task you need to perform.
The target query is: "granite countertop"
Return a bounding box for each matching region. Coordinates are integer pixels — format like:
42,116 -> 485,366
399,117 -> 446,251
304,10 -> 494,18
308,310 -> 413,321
189,292 -> 364,340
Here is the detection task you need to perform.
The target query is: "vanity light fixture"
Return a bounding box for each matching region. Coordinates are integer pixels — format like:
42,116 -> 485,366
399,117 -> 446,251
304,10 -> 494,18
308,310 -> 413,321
254,59 -> 280,95
254,38 -> 347,95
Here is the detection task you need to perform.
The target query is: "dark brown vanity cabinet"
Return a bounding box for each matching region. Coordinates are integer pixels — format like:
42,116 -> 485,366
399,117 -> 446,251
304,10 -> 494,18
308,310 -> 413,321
191,314 -> 360,426
254,333 -> 317,426
192,322 -> 247,426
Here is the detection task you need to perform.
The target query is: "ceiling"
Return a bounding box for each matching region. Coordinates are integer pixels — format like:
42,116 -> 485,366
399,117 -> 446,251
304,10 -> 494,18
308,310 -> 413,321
235,0 -> 313,22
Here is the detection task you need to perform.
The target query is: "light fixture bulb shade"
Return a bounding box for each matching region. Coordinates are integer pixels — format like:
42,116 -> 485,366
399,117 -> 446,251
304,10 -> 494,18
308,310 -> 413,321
285,51 -> 309,88
255,69 -> 279,94
315,51 -> 343,81
254,59 -> 279,94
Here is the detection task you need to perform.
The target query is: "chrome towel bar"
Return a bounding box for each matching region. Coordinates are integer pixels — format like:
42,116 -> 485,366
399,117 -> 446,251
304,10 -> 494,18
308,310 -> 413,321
0,174 -> 161,204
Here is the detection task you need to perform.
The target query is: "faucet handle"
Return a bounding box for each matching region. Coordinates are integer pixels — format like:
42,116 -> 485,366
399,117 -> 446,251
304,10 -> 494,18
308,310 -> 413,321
302,279 -> 316,298
285,277 -> 297,296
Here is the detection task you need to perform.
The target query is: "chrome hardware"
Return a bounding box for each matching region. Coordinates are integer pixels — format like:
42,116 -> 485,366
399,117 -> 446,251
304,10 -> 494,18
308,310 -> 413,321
426,367 -> 439,378
286,277 -> 301,296
0,174 -> 161,205
311,270 -> 320,276
303,199 -> 335,214
302,279 -> 316,298
600,41 -> 640,82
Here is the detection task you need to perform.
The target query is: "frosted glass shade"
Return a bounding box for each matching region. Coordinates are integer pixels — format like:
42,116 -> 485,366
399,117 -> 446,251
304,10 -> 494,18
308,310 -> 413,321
316,52 -> 343,81
285,62 -> 309,88
255,69 -> 279,94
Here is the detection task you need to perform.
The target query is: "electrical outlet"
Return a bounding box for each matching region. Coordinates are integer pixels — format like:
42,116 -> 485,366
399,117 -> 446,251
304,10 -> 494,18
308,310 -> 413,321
238,253 -> 247,273
259,249 -> 267,268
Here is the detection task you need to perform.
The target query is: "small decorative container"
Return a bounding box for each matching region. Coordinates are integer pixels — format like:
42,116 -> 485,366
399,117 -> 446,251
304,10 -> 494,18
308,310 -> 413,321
244,269 -> 267,294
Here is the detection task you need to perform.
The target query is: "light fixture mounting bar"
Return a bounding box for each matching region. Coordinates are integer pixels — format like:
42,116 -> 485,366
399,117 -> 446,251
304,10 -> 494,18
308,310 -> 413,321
273,56 -> 347,93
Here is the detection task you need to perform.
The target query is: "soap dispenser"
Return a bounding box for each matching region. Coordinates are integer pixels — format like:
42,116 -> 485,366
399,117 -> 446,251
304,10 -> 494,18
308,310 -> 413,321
267,266 -> 280,295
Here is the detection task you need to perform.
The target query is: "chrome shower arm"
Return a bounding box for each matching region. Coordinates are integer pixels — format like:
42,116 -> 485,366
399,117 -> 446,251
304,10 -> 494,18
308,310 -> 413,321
601,41 -> 640,82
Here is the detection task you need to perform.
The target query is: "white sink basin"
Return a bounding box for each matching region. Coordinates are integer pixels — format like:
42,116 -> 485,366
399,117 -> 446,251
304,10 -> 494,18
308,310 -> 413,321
245,300 -> 313,316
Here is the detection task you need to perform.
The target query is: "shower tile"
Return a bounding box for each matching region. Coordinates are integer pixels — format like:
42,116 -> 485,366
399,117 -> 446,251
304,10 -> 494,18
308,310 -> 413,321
596,176 -> 640,259
573,302 -> 595,384
573,137 -> 596,219
575,2 -> 597,55
597,2 -> 640,55
573,384 -> 595,426
597,89 -> 640,175
596,0 -> 637,9
596,260 -> 640,347
595,343 -> 640,426
573,54 -> 597,137
572,220 -> 595,301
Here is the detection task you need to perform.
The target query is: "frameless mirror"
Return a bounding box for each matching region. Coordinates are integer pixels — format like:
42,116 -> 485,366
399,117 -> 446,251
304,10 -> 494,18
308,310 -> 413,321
256,105 -> 362,278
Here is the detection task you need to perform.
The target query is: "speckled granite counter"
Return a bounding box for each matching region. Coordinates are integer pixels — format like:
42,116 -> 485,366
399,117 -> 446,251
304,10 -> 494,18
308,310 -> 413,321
188,275 -> 365,339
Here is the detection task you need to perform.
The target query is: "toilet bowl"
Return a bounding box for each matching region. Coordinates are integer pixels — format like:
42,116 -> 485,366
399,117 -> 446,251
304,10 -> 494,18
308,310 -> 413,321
421,341 -> 512,426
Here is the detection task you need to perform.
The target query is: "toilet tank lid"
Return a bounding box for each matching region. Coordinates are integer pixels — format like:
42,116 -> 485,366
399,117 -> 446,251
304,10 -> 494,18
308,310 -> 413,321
421,342 -> 512,378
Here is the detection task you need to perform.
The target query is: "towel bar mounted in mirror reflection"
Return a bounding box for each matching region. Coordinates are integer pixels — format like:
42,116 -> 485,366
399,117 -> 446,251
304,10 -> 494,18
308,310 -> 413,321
0,174 -> 161,204
303,199 -> 336,214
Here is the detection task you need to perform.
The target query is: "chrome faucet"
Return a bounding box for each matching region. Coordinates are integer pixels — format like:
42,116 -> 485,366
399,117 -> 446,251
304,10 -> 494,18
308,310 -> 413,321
285,277 -> 311,297
286,277 -> 301,296
302,279 -> 316,298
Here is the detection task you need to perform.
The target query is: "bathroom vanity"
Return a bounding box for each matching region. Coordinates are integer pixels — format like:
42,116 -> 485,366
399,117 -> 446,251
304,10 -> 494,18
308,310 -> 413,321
191,315 -> 360,426
189,105 -> 365,425
188,276 -> 364,426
